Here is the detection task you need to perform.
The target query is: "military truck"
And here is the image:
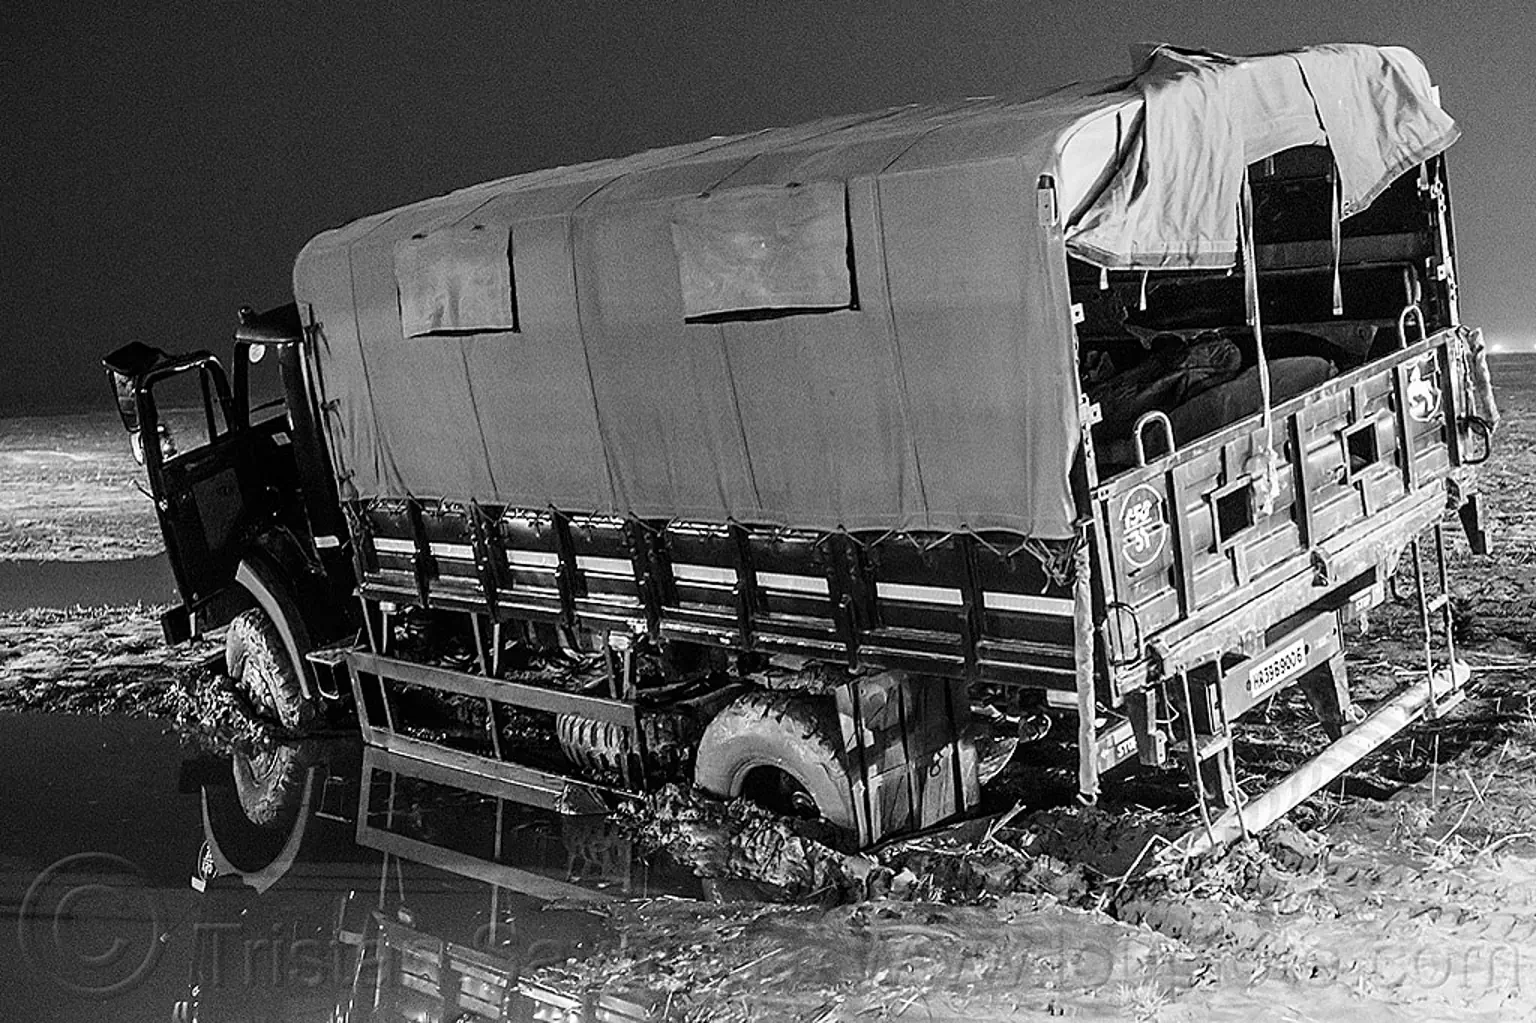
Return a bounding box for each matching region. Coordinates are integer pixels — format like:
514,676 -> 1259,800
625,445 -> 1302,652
105,43 -> 1498,850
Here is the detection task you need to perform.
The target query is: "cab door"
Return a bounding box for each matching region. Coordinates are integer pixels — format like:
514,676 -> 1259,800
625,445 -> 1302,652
135,352 -> 296,615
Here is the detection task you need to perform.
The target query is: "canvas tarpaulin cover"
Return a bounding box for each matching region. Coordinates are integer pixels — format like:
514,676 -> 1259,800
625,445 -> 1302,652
293,44 -> 1456,542
1068,43 -> 1458,268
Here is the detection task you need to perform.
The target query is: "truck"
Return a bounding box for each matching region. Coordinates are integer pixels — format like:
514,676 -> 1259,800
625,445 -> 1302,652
105,42 -> 1499,851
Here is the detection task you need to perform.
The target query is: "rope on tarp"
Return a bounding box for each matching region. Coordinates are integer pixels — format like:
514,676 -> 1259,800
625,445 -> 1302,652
1331,163 -> 1345,317
1239,168 -> 1281,518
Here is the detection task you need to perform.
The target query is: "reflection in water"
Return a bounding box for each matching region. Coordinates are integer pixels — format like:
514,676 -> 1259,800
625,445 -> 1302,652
183,740 -> 696,1022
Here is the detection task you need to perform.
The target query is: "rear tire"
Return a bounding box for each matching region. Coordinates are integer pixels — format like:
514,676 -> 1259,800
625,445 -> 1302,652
693,691 -> 857,832
226,608 -> 317,733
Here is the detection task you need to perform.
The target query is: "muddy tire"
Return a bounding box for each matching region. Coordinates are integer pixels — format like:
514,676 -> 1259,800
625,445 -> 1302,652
556,713 -> 631,783
226,608 -> 317,733
231,743 -> 311,828
693,691 -> 857,832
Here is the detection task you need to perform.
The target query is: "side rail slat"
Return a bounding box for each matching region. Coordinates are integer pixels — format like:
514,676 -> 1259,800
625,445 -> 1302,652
347,499 -> 1079,690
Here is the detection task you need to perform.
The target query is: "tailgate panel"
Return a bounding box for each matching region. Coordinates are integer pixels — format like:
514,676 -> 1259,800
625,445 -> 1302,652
1096,334 -> 1461,674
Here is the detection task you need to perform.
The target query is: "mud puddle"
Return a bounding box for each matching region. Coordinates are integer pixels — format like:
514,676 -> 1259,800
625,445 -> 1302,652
0,713 -> 696,1022
0,553 -> 175,610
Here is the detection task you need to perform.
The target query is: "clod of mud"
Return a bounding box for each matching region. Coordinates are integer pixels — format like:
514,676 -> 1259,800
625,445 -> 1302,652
171,660 -> 293,757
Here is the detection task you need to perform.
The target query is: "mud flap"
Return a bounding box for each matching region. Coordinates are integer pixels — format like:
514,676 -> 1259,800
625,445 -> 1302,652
1458,492 -> 1490,556
836,673 -> 980,846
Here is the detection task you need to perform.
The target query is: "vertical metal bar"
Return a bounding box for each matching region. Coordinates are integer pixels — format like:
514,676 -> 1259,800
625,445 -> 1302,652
1435,522 -> 1457,670
728,523 -> 758,648
406,499 -> 433,609
1074,543 -> 1101,802
624,518 -> 665,639
468,501 -> 503,621
1167,468 -> 1194,617
551,510 -> 579,628
1437,340 -> 1464,467
1176,668 -> 1216,849
358,594 -> 380,653
956,535 -> 984,685
1212,662 -> 1247,841
1410,536 -> 1438,708
1393,361 -> 1419,493
378,672 -> 397,735
485,697 -> 503,761
469,613 -> 491,677
490,622 -> 504,679
1288,411 -> 1314,548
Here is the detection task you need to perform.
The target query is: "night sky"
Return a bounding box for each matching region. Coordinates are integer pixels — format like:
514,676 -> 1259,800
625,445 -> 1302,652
5,0 -> 1532,416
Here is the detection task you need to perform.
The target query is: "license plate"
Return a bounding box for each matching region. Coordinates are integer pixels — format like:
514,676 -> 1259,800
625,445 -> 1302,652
1247,639 -> 1310,697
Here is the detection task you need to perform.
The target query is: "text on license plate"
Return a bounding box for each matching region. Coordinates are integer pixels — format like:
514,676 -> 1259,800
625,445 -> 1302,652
1247,639 -> 1310,697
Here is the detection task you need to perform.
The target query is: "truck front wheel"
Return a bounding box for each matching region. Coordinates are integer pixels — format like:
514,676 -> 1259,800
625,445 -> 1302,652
230,742 -> 312,828
693,691 -> 857,832
226,608 -> 318,734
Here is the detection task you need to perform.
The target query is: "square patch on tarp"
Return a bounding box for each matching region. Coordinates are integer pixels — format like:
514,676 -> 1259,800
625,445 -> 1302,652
670,180 -> 852,320
394,225 -> 518,337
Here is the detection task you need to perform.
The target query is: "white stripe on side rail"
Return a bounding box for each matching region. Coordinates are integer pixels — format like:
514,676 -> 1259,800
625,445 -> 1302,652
875,581 -> 964,606
577,555 -> 633,576
672,563 -> 737,586
428,542 -> 473,560
755,571 -> 830,596
983,591 -> 1075,616
507,549 -> 560,570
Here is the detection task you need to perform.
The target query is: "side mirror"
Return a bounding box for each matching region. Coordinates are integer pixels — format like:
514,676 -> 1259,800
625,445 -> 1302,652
101,341 -> 168,433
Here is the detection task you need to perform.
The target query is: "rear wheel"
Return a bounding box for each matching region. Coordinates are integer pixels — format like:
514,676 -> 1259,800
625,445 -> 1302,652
693,691 -> 857,832
226,608 -> 318,733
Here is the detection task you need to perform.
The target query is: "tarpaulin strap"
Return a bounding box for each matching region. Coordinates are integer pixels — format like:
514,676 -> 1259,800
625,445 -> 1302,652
1022,536 -> 1082,589
1074,542 -> 1099,803
1100,266 -> 1110,291
1331,164 -> 1344,316
1240,168 -> 1281,517
1139,270 -> 1150,311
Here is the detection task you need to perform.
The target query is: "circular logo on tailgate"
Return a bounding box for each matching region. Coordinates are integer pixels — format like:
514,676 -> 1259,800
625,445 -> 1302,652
1119,484 -> 1168,569
1406,354 -> 1442,423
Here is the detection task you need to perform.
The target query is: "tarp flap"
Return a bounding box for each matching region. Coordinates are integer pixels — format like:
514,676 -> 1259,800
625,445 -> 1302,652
670,181 -> 851,319
1068,44 -> 1458,269
394,225 -> 517,336
1294,46 -> 1459,217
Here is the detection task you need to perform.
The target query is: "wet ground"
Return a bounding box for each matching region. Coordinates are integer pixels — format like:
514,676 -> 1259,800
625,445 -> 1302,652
4,359 -> 1536,1020
0,713 -> 681,1022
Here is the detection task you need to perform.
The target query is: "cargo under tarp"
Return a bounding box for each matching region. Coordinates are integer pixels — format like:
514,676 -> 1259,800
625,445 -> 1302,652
293,43 -> 1455,541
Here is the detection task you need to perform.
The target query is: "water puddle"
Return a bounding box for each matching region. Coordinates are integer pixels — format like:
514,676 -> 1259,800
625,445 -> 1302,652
0,553 -> 175,611
0,713 -> 694,1021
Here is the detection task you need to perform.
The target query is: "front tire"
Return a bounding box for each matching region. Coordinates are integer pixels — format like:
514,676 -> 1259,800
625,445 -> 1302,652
226,608 -> 317,733
231,743 -> 311,828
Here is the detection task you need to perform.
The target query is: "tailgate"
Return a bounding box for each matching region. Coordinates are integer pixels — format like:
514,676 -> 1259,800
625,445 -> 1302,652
1094,329 -> 1470,683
